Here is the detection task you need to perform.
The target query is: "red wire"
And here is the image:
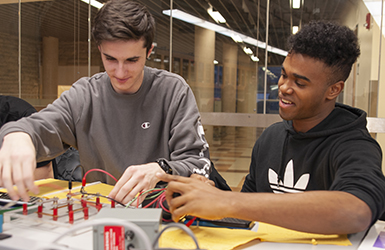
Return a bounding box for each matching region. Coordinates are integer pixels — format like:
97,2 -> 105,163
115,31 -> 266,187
185,217 -> 197,227
82,168 -> 118,186
135,188 -> 167,208
159,193 -> 170,213
143,193 -> 163,208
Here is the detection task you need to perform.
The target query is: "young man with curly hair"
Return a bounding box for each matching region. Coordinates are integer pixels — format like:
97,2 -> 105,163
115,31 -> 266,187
158,21 -> 385,234
0,0 -> 210,205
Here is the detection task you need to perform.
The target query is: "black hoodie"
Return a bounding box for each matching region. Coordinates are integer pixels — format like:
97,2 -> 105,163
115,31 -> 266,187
242,103 -> 385,224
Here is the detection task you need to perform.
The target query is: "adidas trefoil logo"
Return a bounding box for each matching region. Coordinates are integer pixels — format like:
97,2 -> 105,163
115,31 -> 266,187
268,159 -> 309,194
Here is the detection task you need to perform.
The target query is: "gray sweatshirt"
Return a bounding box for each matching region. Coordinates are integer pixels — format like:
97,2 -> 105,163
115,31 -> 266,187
0,67 -> 211,183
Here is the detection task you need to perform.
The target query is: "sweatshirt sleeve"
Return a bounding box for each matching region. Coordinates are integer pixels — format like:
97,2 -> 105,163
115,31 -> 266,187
165,86 -> 211,178
330,132 -> 385,225
0,79 -> 86,162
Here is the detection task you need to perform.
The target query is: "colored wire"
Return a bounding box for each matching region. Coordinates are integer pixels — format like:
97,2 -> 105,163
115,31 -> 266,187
158,193 -> 169,213
82,168 -> 118,186
145,190 -> 164,200
142,194 -> 163,208
137,191 -> 141,208
185,216 -> 197,227
151,223 -> 201,249
68,164 -> 85,190
126,187 -> 166,207
80,189 -> 126,207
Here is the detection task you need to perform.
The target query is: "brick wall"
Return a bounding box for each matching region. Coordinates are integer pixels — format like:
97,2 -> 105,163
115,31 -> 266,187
0,32 -> 103,99
0,32 -> 41,99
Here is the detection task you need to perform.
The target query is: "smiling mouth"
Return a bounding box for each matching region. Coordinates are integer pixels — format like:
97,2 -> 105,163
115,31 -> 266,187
281,98 -> 294,104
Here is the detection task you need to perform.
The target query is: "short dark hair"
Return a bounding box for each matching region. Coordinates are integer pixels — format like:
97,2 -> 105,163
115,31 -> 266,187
287,20 -> 360,83
92,0 -> 155,54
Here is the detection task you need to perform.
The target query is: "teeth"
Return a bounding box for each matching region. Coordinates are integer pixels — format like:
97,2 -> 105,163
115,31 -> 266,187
282,99 -> 293,104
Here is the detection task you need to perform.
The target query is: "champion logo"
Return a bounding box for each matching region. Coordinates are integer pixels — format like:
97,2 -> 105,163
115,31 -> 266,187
268,159 -> 309,194
141,122 -> 151,129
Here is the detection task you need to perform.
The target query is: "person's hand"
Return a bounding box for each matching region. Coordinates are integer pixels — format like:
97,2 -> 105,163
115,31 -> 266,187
156,173 -> 228,222
0,132 -> 39,201
190,173 -> 215,186
108,162 -> 164,205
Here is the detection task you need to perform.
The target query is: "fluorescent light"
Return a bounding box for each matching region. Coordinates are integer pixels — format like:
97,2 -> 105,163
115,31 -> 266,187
292,0 -> 301,9
207,6 -> 226,23
251,55 -> 259,62
292,26 -> 299,34
231,34 -> 243,43
214,60 -> 219,64
243,47 -> 253,55
162,9 -> 288,57
80,0 -> 103,9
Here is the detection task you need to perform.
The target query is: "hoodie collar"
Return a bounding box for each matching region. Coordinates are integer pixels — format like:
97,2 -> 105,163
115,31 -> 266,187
283,103 -> 367,138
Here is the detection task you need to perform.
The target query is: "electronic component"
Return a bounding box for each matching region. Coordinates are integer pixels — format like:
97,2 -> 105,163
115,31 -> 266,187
0,192 -> 39,206
193,217 -> 255,229
93,208 -> 162,250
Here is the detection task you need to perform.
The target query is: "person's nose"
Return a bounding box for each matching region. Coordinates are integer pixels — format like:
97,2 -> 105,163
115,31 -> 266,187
278,77 -> 294,95
115,62 -> 127,78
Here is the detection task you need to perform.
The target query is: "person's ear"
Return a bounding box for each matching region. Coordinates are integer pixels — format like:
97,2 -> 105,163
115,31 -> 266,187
326,81 -> 344,100
147,44 -> 154,58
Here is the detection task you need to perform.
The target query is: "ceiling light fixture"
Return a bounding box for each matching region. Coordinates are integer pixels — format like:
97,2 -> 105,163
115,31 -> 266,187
243,47 -> 253,55
207,6 -> 226,23
292,0 -> 301,9
162,9 -> 288,57
292,26 -> 299,34
80,0 -> 103,9
231,34 -> 243,43
251,55 -> 260,62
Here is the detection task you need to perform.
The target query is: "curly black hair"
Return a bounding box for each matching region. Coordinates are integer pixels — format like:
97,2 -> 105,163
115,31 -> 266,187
287,20 -> 360,83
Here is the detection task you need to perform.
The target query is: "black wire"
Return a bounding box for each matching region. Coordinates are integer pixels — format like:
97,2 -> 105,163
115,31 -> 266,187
68,164 -> 84,190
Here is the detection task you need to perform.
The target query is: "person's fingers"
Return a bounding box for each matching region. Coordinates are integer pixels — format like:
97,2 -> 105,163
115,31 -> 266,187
190,174 -> 215,186
171,202 -> 191,222
122,183 -> 143,205
109,170 -> 133,199
0,166 -> 3,188
164,181 -> 186,206
12,161 -> 33,202
156,173 -> 197,184
3,161 -> 20,201
0,132 -> 38,201
190,174 -> 206,181
111,180 -> 136,203
22,159 -> 39,195
156,172 -> 180,182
